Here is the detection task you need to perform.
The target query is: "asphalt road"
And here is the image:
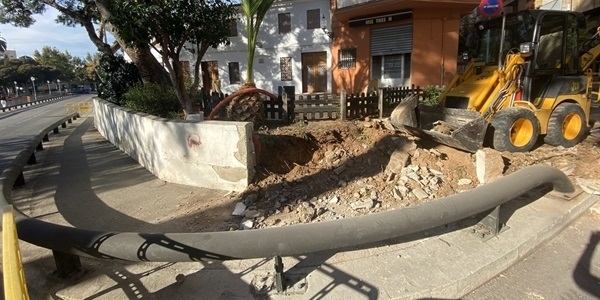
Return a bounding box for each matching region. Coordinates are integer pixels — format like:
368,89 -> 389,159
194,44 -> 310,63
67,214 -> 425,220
0,94 -> 94,173
465,212 -> 600,300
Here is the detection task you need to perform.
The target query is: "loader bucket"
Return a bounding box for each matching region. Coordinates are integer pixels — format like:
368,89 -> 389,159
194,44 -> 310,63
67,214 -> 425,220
389,95 -> 488,153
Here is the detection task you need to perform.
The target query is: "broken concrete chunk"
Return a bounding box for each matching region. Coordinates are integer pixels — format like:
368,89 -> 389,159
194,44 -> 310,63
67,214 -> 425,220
232,202 -> 247,216
475,148 -> 505,184
386,149 -> 410,174
412,188 -> 429,200
575,178 -> 600,195
350,199 -> 374,210
244,194 -> 259,206
241,219 -> 254,230
458,178 -> 472,185
245,209 -> 262,218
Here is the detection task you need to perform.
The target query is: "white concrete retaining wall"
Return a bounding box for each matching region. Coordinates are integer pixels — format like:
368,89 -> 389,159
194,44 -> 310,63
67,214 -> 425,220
93,98 -> 255,191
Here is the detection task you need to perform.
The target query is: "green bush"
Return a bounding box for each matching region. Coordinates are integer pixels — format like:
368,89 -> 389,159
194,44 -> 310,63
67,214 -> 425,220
122,83 -> 182,118
96,54 -> 142,105
421,85 -> 445,107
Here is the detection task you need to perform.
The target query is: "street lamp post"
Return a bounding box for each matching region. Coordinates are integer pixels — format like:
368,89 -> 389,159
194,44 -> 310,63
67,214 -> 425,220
14,81 -> 18,97
57,79 -> 61,94
30,77 -> 37,101
47,80 -> 51,95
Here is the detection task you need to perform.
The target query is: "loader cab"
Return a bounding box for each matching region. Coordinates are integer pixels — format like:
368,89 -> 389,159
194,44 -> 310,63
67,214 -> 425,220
473,11 -> 586,104
523,11 -> 585,106
474,11 -> 535,67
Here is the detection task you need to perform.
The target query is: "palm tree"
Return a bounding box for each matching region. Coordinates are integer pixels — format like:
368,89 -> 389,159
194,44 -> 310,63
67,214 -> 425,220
226,0 -> 275,128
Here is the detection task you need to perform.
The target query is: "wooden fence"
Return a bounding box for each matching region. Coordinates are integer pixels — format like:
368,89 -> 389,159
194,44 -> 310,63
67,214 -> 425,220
199,85 -> 422,123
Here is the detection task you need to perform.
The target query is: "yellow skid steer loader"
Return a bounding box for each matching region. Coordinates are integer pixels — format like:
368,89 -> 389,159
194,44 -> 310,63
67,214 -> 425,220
391,9 -> 600,153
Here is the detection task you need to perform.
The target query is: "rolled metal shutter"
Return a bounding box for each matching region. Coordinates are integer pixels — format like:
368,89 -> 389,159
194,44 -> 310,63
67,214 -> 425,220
371,25 -> 413,56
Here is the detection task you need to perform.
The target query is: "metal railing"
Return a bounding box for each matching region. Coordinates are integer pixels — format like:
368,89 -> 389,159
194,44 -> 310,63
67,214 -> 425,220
1,94 -> 72,113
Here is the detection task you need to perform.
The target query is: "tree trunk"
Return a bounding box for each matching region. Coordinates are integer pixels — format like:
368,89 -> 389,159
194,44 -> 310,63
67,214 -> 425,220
95,0 -> 171,86
123,45 -> 171,86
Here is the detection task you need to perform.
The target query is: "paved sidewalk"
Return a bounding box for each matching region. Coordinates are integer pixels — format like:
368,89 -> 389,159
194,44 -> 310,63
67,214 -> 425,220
8,116 -> 600,299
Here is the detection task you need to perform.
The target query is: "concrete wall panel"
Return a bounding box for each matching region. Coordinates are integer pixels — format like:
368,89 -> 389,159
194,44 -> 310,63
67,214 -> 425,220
93,98 -> 255,191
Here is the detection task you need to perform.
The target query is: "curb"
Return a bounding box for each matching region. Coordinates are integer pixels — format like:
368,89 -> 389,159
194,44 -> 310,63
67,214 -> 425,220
425,192 -> 599,299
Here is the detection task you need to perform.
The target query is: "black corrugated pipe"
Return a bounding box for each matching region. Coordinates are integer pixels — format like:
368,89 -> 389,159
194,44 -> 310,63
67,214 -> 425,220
3,144 -> 574,262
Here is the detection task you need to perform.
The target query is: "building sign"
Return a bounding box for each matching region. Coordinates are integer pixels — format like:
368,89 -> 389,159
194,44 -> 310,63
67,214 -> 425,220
479,0 -> 504,17
349,11 -> 412,28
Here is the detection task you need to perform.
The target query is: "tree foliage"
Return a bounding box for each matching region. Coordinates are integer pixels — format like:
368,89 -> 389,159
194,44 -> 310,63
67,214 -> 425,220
0,56 -> 60,90
1,0 -> 171,86
96,53 -> 141,105
108,0 -> 237,116
32,46 -> 80,80
122,83 -> 181,119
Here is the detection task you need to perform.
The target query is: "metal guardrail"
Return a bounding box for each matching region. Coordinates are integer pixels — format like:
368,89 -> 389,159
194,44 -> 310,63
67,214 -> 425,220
2,205 -> 30,300
1,112 -> 79,299
1,94 -> 72,112
0,110 -> 577,292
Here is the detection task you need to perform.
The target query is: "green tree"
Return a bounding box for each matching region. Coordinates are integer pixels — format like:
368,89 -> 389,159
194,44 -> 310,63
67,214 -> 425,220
0,56 -> 59,93
33,46 -> 77,80
1,0 -> 170,86
108,0 -> 236,116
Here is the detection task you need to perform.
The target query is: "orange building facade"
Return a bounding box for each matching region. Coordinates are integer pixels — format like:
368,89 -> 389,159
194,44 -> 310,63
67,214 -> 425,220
330,0 -> 480,94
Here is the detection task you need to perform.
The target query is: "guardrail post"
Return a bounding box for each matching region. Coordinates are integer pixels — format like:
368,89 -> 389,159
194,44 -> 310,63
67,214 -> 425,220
27,153 -> 37,165
52,251 -> 82,278
470,206 -> 505,241
274,256 -> 285,292
53,127 -> 59,134
61,122 -> 66,128
43,134 -> 49,142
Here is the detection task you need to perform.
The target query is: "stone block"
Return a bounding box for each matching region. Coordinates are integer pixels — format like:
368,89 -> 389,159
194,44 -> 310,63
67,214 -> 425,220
475,148 -> 505,184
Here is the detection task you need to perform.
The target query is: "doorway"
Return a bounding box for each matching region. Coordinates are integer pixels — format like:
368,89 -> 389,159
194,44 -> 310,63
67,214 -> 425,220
301,52 -> 327,93
201,61 -> 219,93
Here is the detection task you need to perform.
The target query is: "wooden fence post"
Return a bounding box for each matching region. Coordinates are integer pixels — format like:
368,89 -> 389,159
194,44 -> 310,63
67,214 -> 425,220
282,93 -> 289,124
378,89 -> 384,119
340,91 -> 347,121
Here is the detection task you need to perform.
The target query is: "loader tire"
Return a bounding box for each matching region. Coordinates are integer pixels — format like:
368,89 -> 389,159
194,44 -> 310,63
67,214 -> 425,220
491,108 -> 540,152
544,103 -> 586,148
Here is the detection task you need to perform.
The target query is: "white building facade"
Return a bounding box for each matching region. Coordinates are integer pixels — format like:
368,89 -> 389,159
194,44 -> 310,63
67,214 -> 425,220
198,0 -> 332,95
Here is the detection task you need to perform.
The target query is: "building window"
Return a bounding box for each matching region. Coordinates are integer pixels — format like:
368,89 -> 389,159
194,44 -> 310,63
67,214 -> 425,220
278,13 -> 291,34
228,62 -> 241,84
307,9 -> 320,29
372,53 -> 411,86
280,57 -> 292,81
338,48 -> 356,69
228,20 -> 238,37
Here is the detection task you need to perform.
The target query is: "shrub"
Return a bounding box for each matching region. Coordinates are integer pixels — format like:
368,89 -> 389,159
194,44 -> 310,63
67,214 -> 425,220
96,54 -> 142,105
421,85 -> 445,107
122,83 -> 182,118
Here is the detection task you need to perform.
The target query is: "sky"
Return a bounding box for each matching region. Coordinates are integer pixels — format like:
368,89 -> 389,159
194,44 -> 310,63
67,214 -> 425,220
0,9 -> 102,59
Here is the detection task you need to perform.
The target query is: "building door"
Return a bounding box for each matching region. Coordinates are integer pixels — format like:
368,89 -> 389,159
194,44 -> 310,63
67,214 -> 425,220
301,52 -> 327,93
201,61 -> 219,93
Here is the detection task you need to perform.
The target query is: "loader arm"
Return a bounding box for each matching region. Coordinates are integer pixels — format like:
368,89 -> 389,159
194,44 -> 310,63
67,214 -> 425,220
580,26 -> 600,71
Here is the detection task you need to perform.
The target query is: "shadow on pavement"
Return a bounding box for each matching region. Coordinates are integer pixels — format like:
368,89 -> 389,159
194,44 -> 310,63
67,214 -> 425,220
573,230 -> 600,298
